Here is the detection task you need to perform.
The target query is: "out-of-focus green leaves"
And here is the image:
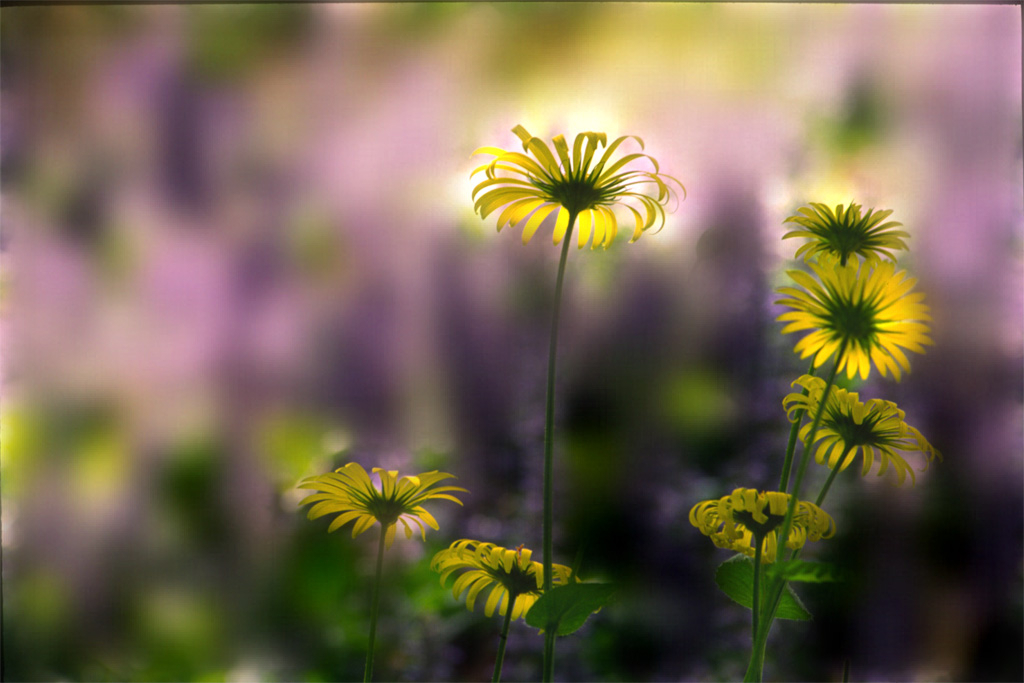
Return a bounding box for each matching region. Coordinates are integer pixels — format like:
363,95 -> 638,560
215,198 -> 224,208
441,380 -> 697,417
259,411 -> 347,489
284,208 -> 346,282
185,5 -> 311,82
661,369 -> 737,437
0,403 -> 41,497
130,586 -> 227,681
828,78 -> 892,154
13,569 -> 72,640
159,436 -> 227,549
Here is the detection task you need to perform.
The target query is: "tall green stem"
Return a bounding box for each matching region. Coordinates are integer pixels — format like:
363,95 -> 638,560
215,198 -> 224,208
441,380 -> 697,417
751,532 -> 765,639
814,444 -> 853,507
774,342 -> 845,565
364,525 -> 388,683
492,594 -> 518,683
542,212 -> 576,683
542,629 -> 556,683
743,624 -> 769,683
746,343 -> 846,682
744,533 -> 767,683
778,360 -> 817,492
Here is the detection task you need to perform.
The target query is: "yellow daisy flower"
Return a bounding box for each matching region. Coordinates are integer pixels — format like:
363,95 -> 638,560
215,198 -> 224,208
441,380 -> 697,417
689,488 -> 835,563
471,124 -> 684,249
776,255 -> 932,381
431,540 -> 575,620
783,375 -> 940,486
783,202 -> 910,265
298,462 -> 466,549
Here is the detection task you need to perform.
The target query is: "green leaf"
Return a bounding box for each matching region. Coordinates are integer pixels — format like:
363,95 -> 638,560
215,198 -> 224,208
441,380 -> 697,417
714,555 -> 811,621
768,560 -> 846,583
524,583 -> 616,636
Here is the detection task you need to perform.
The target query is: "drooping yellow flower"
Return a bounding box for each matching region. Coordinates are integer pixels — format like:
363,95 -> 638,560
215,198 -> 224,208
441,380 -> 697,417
689,488 -> 835,563
783,375 -> 940,486
776,255 -> 932,381
431,540 -> 575,620
783,202 -> 910,265
471,125 -> 684,249
298,463 -> 466,549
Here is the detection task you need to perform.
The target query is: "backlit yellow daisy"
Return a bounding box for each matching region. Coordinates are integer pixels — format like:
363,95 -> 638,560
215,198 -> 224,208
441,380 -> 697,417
783,375 -> 940,486
431,540 -> 575,620
471,125 -> 684,249
776,255 -> 932,380
783,202 -> 910,265
298,462 -> 466,549
690,488 -> 835,563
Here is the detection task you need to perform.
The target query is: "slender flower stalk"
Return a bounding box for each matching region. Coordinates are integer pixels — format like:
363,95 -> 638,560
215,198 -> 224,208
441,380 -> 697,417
542,218 -> 575,681
471,125 -> 682,681
814,444 -> 854,507
778,360 -> 816,492
744,347 -> 844,683
749,529 -> 768,680
751,531 -> 765,637
364,525 -> 387,683
493,595 -> 516,683
298,463 -> 466,681
754,359 -> 942,681
776,344 -> 845,550
745,625 -> 769,683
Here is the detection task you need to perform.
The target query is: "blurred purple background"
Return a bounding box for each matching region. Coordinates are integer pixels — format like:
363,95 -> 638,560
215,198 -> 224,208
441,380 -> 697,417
1,3 -> 1021,681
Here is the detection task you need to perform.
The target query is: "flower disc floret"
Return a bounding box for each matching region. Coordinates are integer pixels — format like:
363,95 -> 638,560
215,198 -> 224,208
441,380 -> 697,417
431,540 -> 575,620
471,125 -> 684,249
298,462 -> 466,549
689,488 -> 835,563
776,255 -> 932,380
783,375 -> 940,485
783,202 -> 910,265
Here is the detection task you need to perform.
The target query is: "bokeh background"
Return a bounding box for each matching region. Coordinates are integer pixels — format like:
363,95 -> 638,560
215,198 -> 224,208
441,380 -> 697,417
1,3 -> 1021,681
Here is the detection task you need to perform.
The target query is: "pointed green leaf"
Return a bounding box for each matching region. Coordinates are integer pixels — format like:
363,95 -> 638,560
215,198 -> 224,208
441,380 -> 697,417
714,555 -> 811,621
524,583 -> 616,636
768,560 -> 846,583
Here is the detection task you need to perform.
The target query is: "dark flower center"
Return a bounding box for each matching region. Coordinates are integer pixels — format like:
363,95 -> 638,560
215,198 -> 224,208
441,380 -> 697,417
545,178 -> 605,215
827,222 -> 868,264
733,510 -> 786,537
827,410 -> 893,448
367,498 -> 406,526
828,298 -> 877,343
489,560 -> 541,596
